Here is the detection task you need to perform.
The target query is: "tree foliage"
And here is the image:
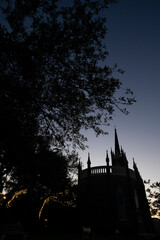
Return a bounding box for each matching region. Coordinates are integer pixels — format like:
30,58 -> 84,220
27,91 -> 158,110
0,0 -> 135,193
0,0 -> 135,148
145,181 -> 160,218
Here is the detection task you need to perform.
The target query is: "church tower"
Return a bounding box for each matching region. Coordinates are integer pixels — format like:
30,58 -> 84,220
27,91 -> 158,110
78,130 -> 154,234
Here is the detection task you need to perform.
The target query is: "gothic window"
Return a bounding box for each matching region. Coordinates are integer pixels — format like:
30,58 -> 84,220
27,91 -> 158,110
117,186 -> 127,221
134,189 -> 139,209
134,189 -> 142,223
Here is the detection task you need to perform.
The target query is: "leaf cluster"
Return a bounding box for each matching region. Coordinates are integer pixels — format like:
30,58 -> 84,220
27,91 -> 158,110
145,181 -> 160,218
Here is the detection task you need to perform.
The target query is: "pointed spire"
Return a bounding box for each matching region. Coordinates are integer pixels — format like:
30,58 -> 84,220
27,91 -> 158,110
133,158 -> 139,173
87,153 -> 91,168
121,146 -> 123,153
133,158 -> 143,183
111,147 -> 113,154
133,158 -> 140,176
115,128 -> 120,155
78,160 -> 82,172
133,158 -> 137,171
78,160 -> 82,183
106,150 -> 110,175
106,150 -> 109,165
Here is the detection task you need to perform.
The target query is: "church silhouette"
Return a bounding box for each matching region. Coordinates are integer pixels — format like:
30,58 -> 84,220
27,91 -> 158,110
78,129 -> 154,234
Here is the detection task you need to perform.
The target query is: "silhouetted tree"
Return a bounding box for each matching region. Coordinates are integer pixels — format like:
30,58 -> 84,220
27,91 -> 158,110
0,0 -> 135,193
0,150 -> 77,227
1,149 -> 76,194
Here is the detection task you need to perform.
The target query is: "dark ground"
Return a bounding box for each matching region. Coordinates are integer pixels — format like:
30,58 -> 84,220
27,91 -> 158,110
2,231 -> 159,240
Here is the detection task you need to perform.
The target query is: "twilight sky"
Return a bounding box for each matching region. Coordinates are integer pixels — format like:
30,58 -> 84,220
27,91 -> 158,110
78,0 -> 160,184
1,0 -> 159,183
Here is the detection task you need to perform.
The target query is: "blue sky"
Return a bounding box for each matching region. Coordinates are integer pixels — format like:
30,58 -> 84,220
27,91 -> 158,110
78,0 -> 160,183
0,0 -> 159,183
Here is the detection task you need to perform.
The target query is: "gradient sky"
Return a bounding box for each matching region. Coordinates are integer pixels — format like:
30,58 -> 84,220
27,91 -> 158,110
78,0 -> 160,184
1,0 -> 159,183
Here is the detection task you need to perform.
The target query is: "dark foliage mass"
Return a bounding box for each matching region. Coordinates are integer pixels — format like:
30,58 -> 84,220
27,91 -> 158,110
0,0 -> 135,195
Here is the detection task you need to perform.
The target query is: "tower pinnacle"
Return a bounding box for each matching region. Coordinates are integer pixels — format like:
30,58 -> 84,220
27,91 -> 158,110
87,153 -> 91,168
115,128 -> 120,155
106,150 -> 109,165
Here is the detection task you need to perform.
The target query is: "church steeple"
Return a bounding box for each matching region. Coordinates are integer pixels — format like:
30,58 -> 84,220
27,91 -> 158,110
111,129 -> 128,167
115,128 -> 120,156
